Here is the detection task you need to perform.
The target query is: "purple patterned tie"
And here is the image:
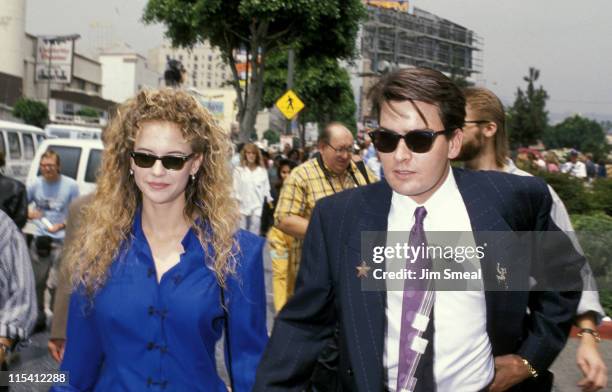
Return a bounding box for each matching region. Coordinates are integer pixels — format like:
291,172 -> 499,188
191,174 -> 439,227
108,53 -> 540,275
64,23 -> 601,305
396,206 -> 434,392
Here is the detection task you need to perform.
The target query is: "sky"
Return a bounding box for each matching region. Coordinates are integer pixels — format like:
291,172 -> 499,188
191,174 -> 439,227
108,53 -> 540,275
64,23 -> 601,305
25,0 -> 612,123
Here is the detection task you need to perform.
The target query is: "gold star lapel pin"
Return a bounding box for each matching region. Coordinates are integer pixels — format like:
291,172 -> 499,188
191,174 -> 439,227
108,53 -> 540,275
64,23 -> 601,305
356,261 -> 371,279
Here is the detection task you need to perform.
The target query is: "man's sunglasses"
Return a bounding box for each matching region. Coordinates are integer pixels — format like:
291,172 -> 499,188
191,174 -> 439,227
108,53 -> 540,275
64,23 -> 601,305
368,128 -> 455,153
130,151 -> 194,170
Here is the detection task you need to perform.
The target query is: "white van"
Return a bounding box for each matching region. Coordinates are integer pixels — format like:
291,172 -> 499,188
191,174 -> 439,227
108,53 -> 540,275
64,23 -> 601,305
26,138 -> 104,196
0,120 -> 46,183
45,123 -> 102,140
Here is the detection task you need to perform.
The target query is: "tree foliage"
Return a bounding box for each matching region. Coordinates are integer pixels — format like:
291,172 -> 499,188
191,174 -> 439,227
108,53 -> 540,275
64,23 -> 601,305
77,107 -> 99,119
263,50 -> 357,138
507,67 -> 549,148
12,98 -> 48,128
543,115 -> 609,160
143,0 -> 365,142
263,129 -> 280,145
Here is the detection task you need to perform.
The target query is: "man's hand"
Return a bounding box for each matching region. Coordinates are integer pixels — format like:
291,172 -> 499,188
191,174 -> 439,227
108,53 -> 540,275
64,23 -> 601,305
46,223 -> 64,233
48,338 -> 66,363
488,354 -> 531,392
28,208 -> 43,220
576,334 -> 608,392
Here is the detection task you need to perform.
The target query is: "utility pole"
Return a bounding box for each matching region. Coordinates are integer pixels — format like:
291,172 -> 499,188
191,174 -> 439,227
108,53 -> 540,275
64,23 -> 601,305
285,48 -> 294,136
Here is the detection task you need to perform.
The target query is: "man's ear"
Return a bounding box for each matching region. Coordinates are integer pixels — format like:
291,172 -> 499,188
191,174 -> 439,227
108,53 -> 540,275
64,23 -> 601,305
482,122 -> 498,139
447,128 -> 464,160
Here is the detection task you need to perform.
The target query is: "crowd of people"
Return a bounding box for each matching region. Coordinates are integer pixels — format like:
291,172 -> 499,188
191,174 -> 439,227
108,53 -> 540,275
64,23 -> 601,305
515,149 -> 608,181
0,67 -> 608,392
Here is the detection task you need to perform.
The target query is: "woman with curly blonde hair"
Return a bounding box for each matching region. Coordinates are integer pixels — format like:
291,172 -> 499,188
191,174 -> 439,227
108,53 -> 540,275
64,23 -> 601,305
53,89 -> 267,392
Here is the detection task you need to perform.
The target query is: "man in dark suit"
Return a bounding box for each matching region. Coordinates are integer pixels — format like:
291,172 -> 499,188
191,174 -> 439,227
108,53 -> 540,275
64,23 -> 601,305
254,68 -> 583,392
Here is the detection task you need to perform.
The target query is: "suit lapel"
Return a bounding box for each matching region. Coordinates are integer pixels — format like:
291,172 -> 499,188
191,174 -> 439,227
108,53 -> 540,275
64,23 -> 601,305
342,181 -> 391,391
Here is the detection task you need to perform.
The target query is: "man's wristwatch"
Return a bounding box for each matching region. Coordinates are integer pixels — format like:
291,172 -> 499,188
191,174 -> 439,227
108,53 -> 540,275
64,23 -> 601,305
577,328 -> 601,342
521,358 -> 538,378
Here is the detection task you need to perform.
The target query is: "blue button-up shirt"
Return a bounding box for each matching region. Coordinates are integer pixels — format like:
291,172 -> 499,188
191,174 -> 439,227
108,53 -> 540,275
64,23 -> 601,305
53,211 -> 268,391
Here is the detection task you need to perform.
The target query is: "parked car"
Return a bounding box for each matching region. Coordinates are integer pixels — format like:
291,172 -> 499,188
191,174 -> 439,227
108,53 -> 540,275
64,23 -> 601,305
45,123 -> 102,140
26,138 -> 103,196
0,120 -> 46,183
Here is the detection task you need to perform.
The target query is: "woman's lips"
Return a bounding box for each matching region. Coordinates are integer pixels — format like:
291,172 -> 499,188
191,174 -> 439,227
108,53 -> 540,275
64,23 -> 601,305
148,182 -> 170,190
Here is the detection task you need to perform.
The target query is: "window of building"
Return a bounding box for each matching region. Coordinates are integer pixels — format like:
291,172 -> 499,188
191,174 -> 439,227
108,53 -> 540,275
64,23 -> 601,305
208,55 -> 212,61
207,82 -> 211,88
179,54 -> 183,61
194,55 -> 198,61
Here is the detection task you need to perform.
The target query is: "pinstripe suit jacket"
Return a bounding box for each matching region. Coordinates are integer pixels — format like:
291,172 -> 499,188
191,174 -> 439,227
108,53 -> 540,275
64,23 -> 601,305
254,168 -> 583,392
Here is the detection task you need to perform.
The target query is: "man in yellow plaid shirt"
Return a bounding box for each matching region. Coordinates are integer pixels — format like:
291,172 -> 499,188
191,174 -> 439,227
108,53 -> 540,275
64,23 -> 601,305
273,122 -> 377,309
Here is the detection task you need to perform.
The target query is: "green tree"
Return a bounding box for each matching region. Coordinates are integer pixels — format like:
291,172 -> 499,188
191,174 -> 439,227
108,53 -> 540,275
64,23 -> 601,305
507,67 -> 549,148
543,115 -> 610,160
263,129 -> 280,145
77,107 -> 99,119
263,50 -> 357,143
143,0 -> 365,142
12,98 -> 48,128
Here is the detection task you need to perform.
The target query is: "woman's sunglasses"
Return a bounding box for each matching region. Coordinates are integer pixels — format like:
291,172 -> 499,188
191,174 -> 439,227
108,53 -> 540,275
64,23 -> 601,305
368,128 -> 454,153
130,152 -> 194,170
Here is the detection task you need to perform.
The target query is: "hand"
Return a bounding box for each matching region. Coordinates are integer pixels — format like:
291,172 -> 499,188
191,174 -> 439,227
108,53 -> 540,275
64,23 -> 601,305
488,354 -> 531,392
0,349 -> 5,365
576,335 -> 608,392
29,208 -> 43,220
48,339 -> 66,363
47,223 -> 64,233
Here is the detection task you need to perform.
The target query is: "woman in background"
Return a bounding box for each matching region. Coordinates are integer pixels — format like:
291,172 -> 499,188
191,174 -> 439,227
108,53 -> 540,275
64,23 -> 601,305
233,143 -> 271,235
53,89 -> 267,392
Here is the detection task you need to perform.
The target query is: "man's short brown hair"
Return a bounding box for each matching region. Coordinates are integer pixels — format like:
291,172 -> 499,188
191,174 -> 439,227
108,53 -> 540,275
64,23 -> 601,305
463,87 -> 508,168
41,149 -> 61,166
368,67 -> 466,131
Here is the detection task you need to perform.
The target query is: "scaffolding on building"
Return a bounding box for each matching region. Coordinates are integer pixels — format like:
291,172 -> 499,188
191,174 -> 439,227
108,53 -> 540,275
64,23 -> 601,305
361,6 -> 483,77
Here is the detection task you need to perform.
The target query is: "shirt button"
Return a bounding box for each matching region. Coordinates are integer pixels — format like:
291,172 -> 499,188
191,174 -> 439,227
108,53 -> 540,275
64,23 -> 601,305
147,267 -> 155,278
147,342 -> 155,350
148,306 -> 155,315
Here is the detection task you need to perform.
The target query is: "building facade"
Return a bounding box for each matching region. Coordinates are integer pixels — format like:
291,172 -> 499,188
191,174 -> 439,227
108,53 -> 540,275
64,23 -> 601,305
148,40 -> 233,90
99,42 -> 160,104
353,2 -> 483,123
0,0 -> 26,119
23,34 -> 115,126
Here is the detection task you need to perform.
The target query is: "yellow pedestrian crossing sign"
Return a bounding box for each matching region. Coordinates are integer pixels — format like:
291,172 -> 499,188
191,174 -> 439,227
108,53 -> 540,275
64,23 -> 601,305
276,89 -> 304,120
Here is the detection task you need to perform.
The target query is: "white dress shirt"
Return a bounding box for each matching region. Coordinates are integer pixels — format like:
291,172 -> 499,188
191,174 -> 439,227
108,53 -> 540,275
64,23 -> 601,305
384,167 -> 494,391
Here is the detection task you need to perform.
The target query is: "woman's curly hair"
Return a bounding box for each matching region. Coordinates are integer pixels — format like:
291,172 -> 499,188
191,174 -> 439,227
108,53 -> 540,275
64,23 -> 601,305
67,89 -> 239,294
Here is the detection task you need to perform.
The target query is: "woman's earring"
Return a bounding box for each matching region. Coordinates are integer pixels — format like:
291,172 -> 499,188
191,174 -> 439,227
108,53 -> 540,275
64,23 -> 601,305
129,169 -> 134,176
191,174 -> 196,181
